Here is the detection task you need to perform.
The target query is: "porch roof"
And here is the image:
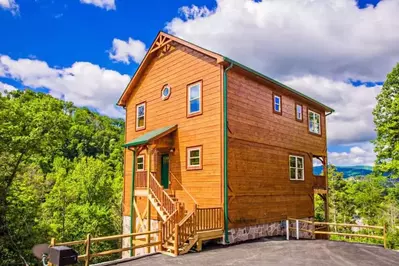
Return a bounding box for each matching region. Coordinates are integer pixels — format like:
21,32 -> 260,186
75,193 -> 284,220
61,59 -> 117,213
123,124 -> 177,148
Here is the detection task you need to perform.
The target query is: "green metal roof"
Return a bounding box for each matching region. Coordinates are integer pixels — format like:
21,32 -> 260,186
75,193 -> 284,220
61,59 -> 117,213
123,125 -> 177,148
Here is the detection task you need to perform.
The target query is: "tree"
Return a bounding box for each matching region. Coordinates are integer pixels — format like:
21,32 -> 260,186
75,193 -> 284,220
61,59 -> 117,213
373,63 -> 399,178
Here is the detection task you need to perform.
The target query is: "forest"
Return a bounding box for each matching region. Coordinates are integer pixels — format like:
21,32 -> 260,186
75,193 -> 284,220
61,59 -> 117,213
0,90 -> 124,265
0,63 -> 398,265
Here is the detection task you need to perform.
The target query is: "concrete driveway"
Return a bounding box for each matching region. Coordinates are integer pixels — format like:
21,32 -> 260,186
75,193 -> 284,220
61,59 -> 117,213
105,238 -> 399,266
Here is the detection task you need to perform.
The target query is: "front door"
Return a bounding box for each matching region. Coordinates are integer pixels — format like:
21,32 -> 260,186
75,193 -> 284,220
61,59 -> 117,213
161,154 -> 169,189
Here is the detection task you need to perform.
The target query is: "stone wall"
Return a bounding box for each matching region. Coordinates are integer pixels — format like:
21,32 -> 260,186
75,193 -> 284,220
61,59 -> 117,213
228,217 -> 314,244
122,216 -> 160,258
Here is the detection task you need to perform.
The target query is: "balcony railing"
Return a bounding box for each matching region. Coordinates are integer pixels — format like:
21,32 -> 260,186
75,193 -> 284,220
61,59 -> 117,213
135,171 -> 147,188
314,175 -> 327,190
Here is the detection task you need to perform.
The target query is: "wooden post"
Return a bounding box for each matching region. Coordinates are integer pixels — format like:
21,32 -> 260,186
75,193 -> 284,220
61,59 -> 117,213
383,224 -> 387,249
85,234 -> 91,266
158,221 -> 163,251
146,146 -> 152,254
174,224 -> 179,256
48,238 -> 55,266
286,220 -> 289,240
296,220 -> 300,240
312,219 -> 315,239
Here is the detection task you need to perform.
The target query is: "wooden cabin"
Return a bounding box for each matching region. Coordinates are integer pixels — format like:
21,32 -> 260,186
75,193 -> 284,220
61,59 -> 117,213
117,32 -> 333,257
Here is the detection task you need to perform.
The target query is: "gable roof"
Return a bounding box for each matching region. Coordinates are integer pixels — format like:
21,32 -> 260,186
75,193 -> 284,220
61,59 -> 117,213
117,31 -> 334,113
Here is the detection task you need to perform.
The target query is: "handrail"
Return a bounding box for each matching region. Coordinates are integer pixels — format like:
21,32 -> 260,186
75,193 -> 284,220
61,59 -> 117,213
50,230 -> 161,266
178,211 -> 195,226
314,221 -> 384,230
177,211 -> 196,250
149,172 -> 177,216
169,171 -> 199,206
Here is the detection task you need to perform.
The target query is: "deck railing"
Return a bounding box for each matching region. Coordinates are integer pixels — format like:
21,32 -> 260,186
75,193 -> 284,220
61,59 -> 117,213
196,207 -> 223,232
314,175 -> 327,190
162,209 -> 179,244
135,171 -> 147,188
286,218 -> 386,248
149,172 -> 177,216
49,230 -> 161,266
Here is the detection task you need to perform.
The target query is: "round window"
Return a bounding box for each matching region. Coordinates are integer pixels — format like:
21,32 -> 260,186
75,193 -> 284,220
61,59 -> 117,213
161,85 -> 171,100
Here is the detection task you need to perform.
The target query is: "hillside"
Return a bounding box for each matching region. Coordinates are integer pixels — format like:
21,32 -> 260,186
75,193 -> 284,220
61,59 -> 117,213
314,165 -> 373,178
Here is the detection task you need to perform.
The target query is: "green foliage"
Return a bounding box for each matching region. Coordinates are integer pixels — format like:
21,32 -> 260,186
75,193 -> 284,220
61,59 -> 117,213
0,90 -> 124,265
373,63 -> 399,178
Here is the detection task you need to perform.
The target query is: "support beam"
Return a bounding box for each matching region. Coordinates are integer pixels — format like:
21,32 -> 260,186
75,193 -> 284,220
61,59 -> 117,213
146,145 -> 152,253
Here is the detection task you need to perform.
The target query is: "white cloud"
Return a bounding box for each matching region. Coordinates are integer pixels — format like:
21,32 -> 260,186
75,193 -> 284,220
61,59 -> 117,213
0,81 -> 17,94
80,0 -> 115,10
328,142 -> 376,166
166,0 -> 399,82
0,55 -> 130,118
109,38 -> 147,64
283,75 -> 381,145
0,0 -> 19,15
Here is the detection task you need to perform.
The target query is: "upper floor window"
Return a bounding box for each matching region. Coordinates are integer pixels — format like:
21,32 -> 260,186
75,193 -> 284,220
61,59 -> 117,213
289,155 -> 304,181
137,155 -> 145,171
187,81 -> 202,117
136,102 -> 146,131
273,93 -> 282,114
308,110 -> 321,135
296,104 -> 303,122
187,146 -> 202,170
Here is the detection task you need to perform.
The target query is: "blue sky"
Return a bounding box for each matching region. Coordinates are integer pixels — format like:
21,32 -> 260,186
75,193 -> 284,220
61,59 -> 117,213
1,0 -> 398,166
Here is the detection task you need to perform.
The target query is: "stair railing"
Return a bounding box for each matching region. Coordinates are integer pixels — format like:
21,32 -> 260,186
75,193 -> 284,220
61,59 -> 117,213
162,209 -> 179,244
169,171 -> 198,209
149,172 -> 177,216
177,207 -> 197,250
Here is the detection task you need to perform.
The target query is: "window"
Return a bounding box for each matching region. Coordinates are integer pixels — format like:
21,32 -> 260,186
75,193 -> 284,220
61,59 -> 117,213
161,84 -> 171,100
187,146 -> 202,170
136,102 -> 146,130
273,93 -> 282,114
296,104 -> 303,122
308,110 -> 321,135
187,81 -> 202,117
289,155 -> 304,180
137,155 -> 145,171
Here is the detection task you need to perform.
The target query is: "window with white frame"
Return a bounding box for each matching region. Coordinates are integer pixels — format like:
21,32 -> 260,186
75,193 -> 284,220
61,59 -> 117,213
136,102 -> 146,130
137,155 -> 144,171
296,104 -> 303,121
273,94 -> 282,114
308,110 -> 321,134
187,146 -> 202,170
289,155 -> 304,180
187,82 -> 202,116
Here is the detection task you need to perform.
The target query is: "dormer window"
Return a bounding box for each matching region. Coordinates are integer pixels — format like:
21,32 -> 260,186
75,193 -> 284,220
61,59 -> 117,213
273,93 -> 282,114
136,102 -> 146,131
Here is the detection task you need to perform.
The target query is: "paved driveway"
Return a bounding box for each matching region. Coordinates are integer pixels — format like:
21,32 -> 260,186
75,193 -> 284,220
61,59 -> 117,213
105,238 -> 399,266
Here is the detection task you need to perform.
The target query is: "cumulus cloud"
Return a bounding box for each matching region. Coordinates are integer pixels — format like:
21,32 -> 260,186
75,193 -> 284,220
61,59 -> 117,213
109,38 -> 147,64
0,81 -> 17,94
0,0 -> 19,15
166,0 -> 399,82
328,142 -> 376,166
283,75 -> 380,145
0,55 -> 130,118
80,0 -> 115,11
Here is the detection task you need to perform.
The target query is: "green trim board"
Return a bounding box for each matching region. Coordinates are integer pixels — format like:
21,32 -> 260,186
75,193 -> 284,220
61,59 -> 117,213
123,125 -> 177,148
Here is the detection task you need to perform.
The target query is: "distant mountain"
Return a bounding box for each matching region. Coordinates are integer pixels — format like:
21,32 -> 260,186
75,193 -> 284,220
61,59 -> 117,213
313,165 -> 373,178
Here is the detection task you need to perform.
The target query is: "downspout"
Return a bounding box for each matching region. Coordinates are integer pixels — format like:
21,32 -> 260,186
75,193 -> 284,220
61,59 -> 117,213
129,148 -> 136,256
223,61 -> 234,243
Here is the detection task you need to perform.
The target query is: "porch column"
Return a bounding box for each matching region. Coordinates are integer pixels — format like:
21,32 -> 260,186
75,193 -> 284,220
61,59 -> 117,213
146,146 -> 152,253
130,148 -> 136,257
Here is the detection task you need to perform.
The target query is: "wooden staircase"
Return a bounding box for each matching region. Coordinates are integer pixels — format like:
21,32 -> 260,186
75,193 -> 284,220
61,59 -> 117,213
148,173 -> 198,255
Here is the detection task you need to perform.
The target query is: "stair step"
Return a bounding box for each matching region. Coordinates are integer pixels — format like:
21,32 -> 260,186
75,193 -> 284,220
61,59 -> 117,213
163,244 -> 175,250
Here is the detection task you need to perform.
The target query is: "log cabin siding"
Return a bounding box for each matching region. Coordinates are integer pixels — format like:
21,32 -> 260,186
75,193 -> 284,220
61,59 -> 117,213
123,44 -> 222,216
227,70 -> 327,228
